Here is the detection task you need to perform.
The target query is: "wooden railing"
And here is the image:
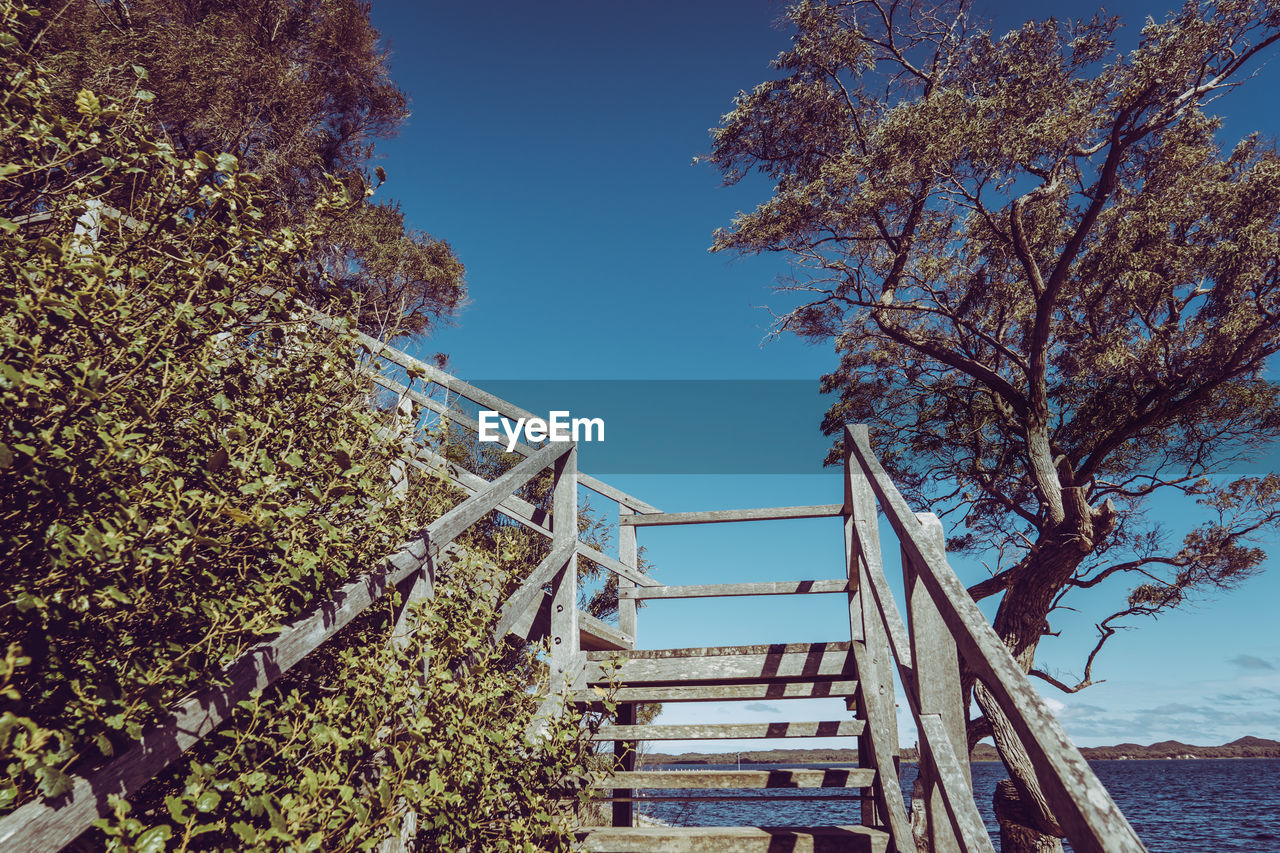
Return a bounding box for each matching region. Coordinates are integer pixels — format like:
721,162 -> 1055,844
600,424 -> 1147,853
3,203 -> 662,848
9,205 -> 1150,852
842,424 -> 1148,853
0,437 -> 600,850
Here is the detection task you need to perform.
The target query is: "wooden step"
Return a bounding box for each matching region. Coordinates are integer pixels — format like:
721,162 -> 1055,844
595,768 -> 875,790
577,824 -> 889,852
591,720 -> 865,741
572,679 -> 859,706
617,504 -> 845,526
586,642 -> 853,685
619,580 -> 852,600
589,793 -> 870,802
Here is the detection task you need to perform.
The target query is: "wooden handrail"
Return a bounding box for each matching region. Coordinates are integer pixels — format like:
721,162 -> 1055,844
0,438 -> 578,851
842,435 -> 913,845
8,201 -> 652,848
408,446 -> 658,588
363,367 -> 660,514
618,505 -> 843,526
844,425 -> 1148,853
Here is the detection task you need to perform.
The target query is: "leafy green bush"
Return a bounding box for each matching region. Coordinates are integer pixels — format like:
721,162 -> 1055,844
0,2 -> 597,847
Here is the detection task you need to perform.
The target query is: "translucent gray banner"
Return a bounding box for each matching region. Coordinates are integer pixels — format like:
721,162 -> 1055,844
456,380 -> 835,474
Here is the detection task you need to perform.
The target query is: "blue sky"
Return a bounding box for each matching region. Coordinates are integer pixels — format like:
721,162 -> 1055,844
368,1 -> 1280,751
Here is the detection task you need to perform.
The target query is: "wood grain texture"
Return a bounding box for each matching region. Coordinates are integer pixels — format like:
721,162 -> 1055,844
846,425 -> 1148,853
619,505 -> 843,526
585,644 -> 854,685
360,370 -> 659,513
598,769 -> 877,790
426,441 -> 571,549
549,449 -> 579,686
620,580 -> 851,600
917,714 -> 997,853
493,539 -> 578,640
843,431 -> 913,846
576,825 -> 889,853
618,506 -> 638,644
586,642 -> 851,660
591,720 -> 865,741
906,514 -> 969,853
577,612 -> 634,652
571,680 -> 861,705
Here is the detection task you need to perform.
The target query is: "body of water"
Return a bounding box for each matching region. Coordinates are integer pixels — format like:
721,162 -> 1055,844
636,758 -> 1280,852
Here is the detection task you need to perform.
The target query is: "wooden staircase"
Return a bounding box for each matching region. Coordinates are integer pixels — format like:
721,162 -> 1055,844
565,546 -> 901,853
0,216 -> 1149,853
573,642 -> 889,852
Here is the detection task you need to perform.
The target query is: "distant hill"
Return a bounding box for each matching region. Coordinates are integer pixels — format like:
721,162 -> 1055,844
639,737 -> 1280,766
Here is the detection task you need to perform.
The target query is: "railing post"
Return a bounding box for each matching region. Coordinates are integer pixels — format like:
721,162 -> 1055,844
904,512 -> 969,853
618,505 -> 638,643
843,425 -> 910,845
549,445 -> 579,689
613,504 -> 639,827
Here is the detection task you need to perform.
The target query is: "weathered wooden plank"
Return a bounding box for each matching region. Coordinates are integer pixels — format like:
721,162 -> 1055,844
613,505 -> 639,828
493,539 -> 578,640
586,646 -> 854,685
598,769 -> 876,790
572,680 -> 861,705
843,433 -> 913,846
576,825 -> 889,853
426,440 -> 571,549
917,714 -> 996,853
906,513 -> 968,853
549,448 -> 579,687
592,720 -> 865,741
580,544 -> 658,588
587,642 -> 851,660
588,794 -> 871,803
361,370 -> 660,513
620,579 -> 851,600
514,592 -> 634,652
0,534 -> 431,852
612,701 -> 637,828
619,505 -> 844,526
579,612 -> 634,652
578,474 -> 661,516
846,425 -> 1148,853
408,447 -> 549,532
843,516 -> 865,646
407,447 -> 658,588
618,506 -> 638,642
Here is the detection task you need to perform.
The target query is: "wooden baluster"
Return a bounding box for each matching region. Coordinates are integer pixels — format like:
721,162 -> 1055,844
904,512 -> 968,852
549,446 -> 579,689
844,425 -> 912,848
613,505 -> 639,827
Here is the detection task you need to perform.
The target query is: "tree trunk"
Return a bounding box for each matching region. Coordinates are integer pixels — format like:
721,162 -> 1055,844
975,488 -> 1117,853
994,780 -> 1064,853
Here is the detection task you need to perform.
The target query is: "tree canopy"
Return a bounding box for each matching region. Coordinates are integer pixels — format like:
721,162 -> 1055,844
705,0 -> 1280,845
0,2 -> 595,845
21,0 -> 464,337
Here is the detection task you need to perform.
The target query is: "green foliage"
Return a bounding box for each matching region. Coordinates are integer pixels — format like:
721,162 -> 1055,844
25,0 -> 465,337
705,0 -> 1280,679
0,3 -> 595,846
95,557 -> 598,852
